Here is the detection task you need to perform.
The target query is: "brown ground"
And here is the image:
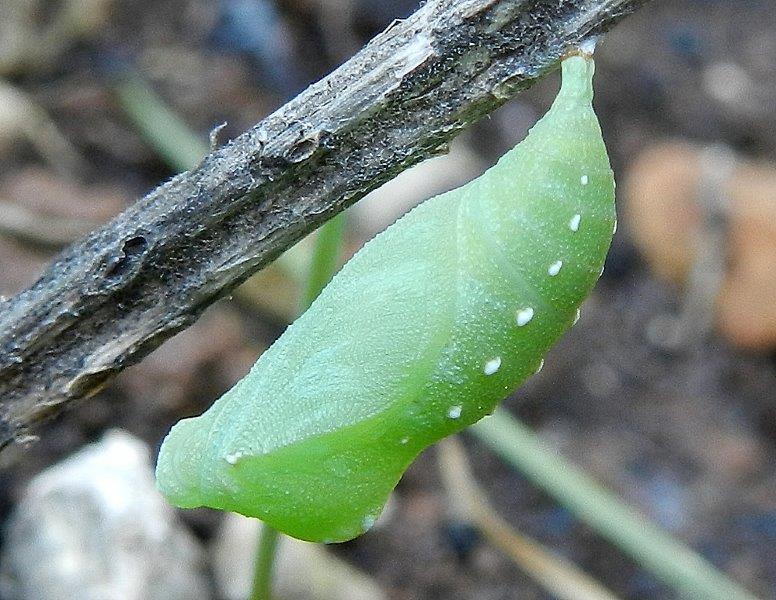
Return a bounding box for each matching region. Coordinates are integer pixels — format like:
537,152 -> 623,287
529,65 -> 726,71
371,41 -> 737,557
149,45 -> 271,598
1,1 -> 775,598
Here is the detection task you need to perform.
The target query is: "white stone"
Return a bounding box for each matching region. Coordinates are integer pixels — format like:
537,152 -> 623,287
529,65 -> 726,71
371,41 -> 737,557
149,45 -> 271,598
0,431 -> 207,600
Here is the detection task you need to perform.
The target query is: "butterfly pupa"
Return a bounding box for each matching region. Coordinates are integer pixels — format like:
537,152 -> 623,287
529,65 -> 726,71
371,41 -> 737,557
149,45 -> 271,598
156,54 -> 616,543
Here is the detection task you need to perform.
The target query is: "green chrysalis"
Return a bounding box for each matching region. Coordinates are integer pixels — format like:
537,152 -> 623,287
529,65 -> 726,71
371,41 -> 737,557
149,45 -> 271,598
156,55 -> 615,543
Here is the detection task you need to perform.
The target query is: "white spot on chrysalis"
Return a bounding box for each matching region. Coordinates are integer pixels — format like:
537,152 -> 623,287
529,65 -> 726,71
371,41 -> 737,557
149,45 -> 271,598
535,358 -> 545,374
483,356 -> 501,375
362,515 -> 376,531
447,405 -> 462,419
548,260 -> 563,276
224,452 -> 243,465
580,174 -> 589,185
573,308 -> 581,325
400,437 -> 409,445
612,219 -> 618,234
569,214 -> 581,232
516,307 -> 535,326
598,264 -> 605,277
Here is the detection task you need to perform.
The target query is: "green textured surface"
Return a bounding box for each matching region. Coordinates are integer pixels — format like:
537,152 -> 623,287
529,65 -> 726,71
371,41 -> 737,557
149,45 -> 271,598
156,56 -> 616,543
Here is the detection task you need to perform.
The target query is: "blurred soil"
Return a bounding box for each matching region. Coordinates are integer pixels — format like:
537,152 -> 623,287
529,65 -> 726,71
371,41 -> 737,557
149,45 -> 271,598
1,0 -> 775,598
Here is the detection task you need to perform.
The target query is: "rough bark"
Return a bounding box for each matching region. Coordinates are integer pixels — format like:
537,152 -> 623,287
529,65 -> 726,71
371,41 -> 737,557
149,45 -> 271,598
0,0 -> 650,449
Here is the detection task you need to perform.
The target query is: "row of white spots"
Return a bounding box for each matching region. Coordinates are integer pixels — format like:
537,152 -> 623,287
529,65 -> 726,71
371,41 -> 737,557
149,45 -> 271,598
468,189 -> 590,419
476,299 -> 537,379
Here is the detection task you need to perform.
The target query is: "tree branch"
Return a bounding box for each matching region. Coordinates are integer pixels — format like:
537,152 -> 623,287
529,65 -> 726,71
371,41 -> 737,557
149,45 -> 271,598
0,0 -> 650,450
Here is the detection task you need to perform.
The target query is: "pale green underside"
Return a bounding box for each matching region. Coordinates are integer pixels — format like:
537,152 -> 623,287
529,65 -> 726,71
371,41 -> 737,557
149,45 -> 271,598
156,56 -> 616,542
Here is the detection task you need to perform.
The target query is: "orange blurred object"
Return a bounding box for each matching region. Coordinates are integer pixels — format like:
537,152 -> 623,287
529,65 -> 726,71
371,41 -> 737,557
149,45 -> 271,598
624,141 -> 776,350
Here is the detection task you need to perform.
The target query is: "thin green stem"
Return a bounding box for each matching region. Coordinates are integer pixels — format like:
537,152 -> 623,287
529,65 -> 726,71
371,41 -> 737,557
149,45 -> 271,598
113,73 -> 208,173
300,213 -> 347,311
249,524 -> 281,600
470,409 -> 760,600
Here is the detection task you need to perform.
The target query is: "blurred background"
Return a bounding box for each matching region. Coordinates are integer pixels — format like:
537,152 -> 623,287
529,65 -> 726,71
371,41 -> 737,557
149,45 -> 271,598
1,0 -> 775,598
